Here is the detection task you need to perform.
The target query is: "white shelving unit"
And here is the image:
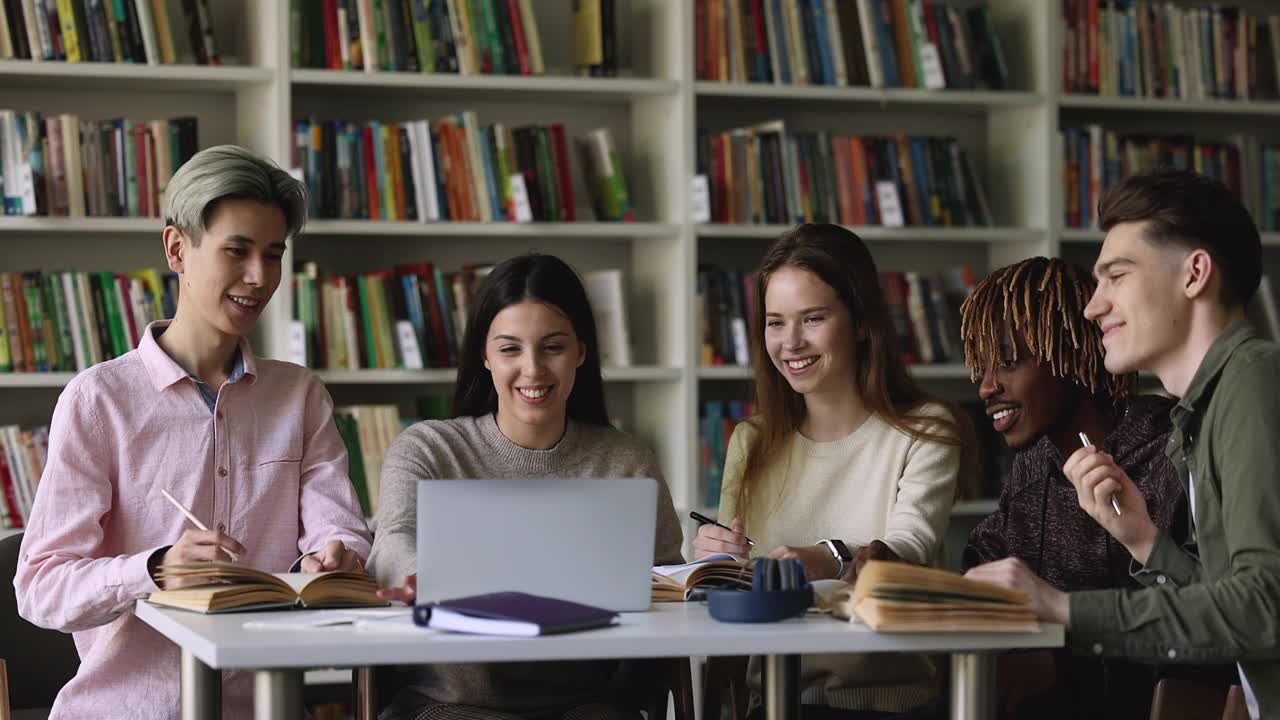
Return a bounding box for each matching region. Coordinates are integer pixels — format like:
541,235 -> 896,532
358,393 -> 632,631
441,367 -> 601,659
5,0 -> 1280,545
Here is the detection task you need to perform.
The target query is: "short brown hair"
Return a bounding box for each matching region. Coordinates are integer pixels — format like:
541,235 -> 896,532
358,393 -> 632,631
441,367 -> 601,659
1097,169 -> 1261,308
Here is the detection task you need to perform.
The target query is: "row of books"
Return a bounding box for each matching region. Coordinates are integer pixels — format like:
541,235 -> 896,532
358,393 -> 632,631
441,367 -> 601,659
0,0 -> 221,64
291,261 -> 633,372
293,116 -> 633,223
696,0 -> 1008,91
0,111 -> 199,218
697,123 -> 993,227
698,400 -> 753,509
1061,126 -> 1246,229
333,403 -> 402,518
291,0 -> 545,76
333,397 -> 450,517
1062,1 -> 1280,100
0,269 -> 176,374
0,424 -> 47,530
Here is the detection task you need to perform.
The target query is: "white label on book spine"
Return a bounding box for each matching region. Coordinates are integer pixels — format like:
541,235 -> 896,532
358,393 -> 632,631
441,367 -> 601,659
395,320 -> 424,370
287,320 -> 308,367
17,163 -> 37,216
509,174 -> 534,223
920,43 -> 947,90
690,174 -> 712,223
874,181 -> 906,227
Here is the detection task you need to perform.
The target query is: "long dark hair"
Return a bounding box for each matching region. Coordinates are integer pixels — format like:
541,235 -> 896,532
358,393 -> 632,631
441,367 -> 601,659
735,224 -> 975,520
451,254 -> 610,425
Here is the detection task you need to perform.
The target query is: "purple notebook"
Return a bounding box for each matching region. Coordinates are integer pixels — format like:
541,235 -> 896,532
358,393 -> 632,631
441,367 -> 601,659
413,592 -> 620,636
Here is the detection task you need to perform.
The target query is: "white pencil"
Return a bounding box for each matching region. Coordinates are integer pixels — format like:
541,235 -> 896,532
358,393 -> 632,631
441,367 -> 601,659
160,488 -> 239,562
1078,432 -> 1122,516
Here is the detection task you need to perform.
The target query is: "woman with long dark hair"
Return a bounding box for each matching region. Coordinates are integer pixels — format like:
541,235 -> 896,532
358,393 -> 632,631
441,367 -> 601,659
694,224 -> 973,718
369,253 -> 683,720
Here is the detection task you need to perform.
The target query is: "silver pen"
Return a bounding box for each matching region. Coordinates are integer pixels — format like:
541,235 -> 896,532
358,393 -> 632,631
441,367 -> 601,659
1078,432 -> 1122,516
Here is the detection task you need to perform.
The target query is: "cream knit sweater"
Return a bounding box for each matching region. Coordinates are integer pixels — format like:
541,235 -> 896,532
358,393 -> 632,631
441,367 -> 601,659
719,404 -> 960,713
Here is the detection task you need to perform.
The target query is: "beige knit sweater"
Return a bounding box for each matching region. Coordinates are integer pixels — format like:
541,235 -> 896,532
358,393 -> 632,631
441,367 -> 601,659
719,405 -> 960,713
368,412 -> 684,715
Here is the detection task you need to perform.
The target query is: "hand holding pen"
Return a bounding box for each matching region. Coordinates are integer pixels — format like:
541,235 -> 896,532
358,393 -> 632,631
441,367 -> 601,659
156,488 -> 245,589
690,511 -> 754,560
1064,434 -> 1161,564
1077,433 -> 1122,516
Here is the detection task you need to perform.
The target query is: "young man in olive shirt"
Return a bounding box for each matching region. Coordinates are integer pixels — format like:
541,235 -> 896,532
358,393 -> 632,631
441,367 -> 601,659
966,169 -> 1280,720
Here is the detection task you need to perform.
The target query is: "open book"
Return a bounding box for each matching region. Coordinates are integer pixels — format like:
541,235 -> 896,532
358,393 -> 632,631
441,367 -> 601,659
651,553 -> 752,601
832,561 -> 1038,632
148,562 -> 385,613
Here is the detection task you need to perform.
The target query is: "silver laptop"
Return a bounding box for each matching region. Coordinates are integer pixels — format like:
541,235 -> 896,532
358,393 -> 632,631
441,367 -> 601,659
416,478 -> 658,612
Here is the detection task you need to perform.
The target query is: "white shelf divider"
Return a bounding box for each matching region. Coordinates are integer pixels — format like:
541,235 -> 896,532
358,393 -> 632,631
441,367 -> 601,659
304,220 -> 679,239
293,69 -> 678,100
696,82 -> 1043,111
0,59 -> 274,90
697,224 -> 1043,243
314,366 -> 681,385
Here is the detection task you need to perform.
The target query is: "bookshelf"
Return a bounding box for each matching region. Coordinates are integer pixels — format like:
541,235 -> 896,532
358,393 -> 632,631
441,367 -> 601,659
6,0 -> 1280,553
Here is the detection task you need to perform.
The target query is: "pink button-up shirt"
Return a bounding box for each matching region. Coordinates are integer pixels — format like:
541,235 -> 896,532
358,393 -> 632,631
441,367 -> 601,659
14,321 -> 373,719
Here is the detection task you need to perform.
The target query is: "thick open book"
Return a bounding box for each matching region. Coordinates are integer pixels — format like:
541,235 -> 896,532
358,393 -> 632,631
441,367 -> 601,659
832,560 -> 1038,632
651,553 -> 752,601
148,562 -> 384,613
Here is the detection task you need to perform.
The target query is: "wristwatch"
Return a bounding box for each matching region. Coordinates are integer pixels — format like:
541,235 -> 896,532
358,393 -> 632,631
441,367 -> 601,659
816,539 -> 853,578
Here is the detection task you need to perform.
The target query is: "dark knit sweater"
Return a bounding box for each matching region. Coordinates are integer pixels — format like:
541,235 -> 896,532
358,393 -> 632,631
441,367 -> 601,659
963,394 -> 1188,718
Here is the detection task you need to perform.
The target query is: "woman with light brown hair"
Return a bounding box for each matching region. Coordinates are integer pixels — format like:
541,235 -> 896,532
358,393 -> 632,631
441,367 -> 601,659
694,223 -> 972,719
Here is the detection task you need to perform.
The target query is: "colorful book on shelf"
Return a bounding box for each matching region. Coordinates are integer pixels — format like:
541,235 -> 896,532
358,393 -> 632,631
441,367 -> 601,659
0,269 -> 176,373
0,424 -> 49,530
148,562 -> 384,613
293,0 -> 543,75
831,560 -> 1037,632
332,403 -> 403,516
651,553 -> 753,602
695,0 -> 1007,90
294,115 -> 601,222
697,122 -> 991,227
1062,1 -> 1280,100
1060,126 -> 1248,229
0,112 -> 197,219
0,0 -> 214,63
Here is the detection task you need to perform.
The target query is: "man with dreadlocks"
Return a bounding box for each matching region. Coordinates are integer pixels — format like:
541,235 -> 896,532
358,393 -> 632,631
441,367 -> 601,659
958,256 -> 1188,719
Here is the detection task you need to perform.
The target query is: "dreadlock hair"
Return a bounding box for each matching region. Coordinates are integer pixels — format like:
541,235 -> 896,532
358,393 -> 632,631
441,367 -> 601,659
733,224 -> 977,524
959,256 -> 1131,405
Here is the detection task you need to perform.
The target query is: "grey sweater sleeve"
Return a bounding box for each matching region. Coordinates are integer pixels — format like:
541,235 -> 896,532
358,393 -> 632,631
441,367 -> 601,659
367,428 -> 430,588
646,453 -> 686,566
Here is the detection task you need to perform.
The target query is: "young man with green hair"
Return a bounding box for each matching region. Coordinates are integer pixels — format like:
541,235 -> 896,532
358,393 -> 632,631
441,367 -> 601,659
15,145 -> 372,720
968,169 -> 1280,719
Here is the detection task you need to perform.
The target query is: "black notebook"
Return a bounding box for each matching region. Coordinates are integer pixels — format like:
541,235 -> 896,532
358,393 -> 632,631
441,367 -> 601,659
413,591 -> 619,637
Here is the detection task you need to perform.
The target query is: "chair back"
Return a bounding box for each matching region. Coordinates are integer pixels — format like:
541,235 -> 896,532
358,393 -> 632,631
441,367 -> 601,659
0,532 -> 80,710
1221,685 -> 1250,720
1148,677 -> 1227,720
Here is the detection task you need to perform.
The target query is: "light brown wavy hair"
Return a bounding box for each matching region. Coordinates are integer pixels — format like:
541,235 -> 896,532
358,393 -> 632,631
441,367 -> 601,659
733,224 -> 976,522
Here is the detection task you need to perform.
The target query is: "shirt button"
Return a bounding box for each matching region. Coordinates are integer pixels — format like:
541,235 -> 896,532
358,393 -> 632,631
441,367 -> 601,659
218,467 -> 227,477
1092,643 -> 1103,655
1168,649 -> 1178,659
216,411 -> 223,420
1157,575 -> 1168,585
216,523 -> 225,532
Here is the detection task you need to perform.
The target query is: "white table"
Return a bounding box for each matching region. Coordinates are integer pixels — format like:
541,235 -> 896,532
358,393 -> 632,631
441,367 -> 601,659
135,601 -> 1063,720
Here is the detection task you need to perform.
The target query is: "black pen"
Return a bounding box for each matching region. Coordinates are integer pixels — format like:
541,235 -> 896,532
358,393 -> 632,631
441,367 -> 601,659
689,510 -> 755,546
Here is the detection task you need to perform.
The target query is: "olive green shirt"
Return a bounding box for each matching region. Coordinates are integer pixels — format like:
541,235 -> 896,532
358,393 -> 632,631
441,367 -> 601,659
1070,321 -> 1280,718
